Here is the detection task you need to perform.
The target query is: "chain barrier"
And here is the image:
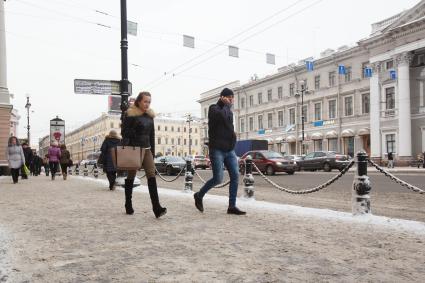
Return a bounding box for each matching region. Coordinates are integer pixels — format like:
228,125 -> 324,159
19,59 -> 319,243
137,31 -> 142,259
155,166 -> 186,182
193,168 -> 232,188
252,160 -> 355,195
367,159 -> 425,194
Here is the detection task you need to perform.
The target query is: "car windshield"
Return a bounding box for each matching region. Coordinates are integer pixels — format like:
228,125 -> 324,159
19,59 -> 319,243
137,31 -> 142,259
283,156 -> 293,160
262,151 -> 283,159
194,155 -> 205,159
168,157 -> 185,162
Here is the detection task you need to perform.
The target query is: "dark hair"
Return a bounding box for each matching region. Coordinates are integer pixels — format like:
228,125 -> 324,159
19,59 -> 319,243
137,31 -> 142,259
134,91 -> 151,108
60,144 -> 67,150
8,136 -> 19,146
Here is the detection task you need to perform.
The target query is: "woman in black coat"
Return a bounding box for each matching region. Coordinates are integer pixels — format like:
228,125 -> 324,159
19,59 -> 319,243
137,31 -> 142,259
100,130 -> 121,190
121,91 -> 166,218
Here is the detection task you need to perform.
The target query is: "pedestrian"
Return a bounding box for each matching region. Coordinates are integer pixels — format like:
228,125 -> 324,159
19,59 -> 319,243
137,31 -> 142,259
100,130 -> 120,190
43,154 -> 50,176
121,91 -> 167,217
21,142 -> 33,179
48,141 -> 61,180
5,136 -> 25,184
387,151 -> 394,168
32,152 -> 42,176
59,144 -> 71,180
193,88 -> 246,215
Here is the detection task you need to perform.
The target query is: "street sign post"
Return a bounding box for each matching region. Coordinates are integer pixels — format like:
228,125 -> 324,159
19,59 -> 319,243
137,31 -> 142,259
74,79 -> 132,95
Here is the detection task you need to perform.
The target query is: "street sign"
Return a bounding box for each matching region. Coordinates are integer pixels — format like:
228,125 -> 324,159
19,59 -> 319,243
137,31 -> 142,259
127,20 -> 138,36
74,79 -> 132,95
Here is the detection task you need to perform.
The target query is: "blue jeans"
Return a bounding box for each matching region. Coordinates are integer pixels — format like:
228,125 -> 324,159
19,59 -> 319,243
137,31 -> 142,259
198,149 -> 239,207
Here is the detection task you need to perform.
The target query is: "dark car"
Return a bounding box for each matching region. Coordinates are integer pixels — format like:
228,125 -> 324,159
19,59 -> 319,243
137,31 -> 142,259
282,155 -> 304,171
155,156 -> 186,175
297,151 -> 351,172
239,150 -> 296,175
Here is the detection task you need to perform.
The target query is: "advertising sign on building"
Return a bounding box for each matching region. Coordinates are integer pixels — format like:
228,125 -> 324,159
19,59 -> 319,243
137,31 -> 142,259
50,116 -> 65,145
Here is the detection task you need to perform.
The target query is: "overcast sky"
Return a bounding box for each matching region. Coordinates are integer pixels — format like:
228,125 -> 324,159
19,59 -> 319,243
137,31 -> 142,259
4,0 -> 420,146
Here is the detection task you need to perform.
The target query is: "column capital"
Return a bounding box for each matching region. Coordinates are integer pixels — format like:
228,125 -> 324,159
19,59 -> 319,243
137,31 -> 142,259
395,52 -> 414,67
370,62 -> 382,74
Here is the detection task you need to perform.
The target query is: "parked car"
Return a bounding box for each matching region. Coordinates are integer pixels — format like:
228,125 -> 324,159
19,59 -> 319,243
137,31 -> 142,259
282,155 -> 304,171
296,151 -> 351,172
190,155 -> 210,169
239,150 -> 296,175
155,156 -> 186,175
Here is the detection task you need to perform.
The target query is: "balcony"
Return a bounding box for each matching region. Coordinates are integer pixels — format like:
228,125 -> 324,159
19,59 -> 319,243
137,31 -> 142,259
381,108 -> 398,118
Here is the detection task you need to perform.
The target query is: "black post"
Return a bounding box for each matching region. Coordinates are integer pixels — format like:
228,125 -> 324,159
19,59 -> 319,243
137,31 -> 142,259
120,0 -> 129,121
301,84 -> 305,155
25,95 -> 31,143
184,159 -> 193,192
243,155 -> 255,198
352,151 -> 371,215
357,151 -> 368,177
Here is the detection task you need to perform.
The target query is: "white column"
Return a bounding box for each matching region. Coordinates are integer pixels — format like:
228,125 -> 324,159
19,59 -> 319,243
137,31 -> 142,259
0,0 -> 10,104
396,52 -> 413,158
370,62 -> 381,158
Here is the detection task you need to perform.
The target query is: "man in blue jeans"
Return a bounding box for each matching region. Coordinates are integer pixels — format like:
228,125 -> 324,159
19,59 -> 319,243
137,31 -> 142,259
194,88 -> 246,215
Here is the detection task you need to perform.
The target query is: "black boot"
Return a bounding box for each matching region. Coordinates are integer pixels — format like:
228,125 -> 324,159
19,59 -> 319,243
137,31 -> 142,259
124,178 -> 134,215
147,177 -> 167,218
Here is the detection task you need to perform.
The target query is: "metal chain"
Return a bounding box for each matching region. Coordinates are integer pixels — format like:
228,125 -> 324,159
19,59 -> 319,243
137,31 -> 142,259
155,166 -> 186,182
252,160 -> 355,195
193,169 -> 231,188
367,159 -> 425,194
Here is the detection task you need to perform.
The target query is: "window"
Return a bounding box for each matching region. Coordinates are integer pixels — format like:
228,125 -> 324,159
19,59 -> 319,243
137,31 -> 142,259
195,128 -> 198,133
267,113 -> 273,128
258,92 -> 263,104
165,138 -> 168,144
345,67 -> 352,82
184,127 -> 186,132
314,75 -> 320,90
184,139 -> 187,145
362,93 -> 370,114
385,87 -> 395,109
314,140 -> 323,151
241,97 -> 245,108
165,126 -> 168,131
195,140 -> 198,146
249,117 -> 254,131
278,86 -> 283,99
289,83 -> 295,96
178,138 -> 181,145
302,105 -> 308,123
171,126 -> 174,132
289,108 -> 295,125
249,95 -> 254,106
110,122 -> 114,128
328,99 -> 336,119
278,110 -> 284,127
344,96 -> 353,116
177,127 -> 180,132
267,89 -> 272,102
329,71 -> 336,87
171,138 -> 174,144
361,62 -> 369,79
328,138 -> 338,151
157,137 -> 161,144
386,134 -> 396,153
314,103 -> 322,121
240,118 -> 245,132
258,115 -> 263,130
385,60 -> 394,70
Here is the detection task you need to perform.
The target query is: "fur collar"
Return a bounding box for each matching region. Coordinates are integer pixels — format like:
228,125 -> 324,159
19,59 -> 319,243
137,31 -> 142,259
126,105 -> 156,118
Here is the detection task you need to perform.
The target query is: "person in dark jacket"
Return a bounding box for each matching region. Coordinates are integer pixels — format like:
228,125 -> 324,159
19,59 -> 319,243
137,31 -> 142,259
59,144 -> 71,180
121,91 -> 166,218
100,130 -> 120,190
193,88 -> 246,215
387,152 -> 394,168
32,153 -> 42,176
21,142 -> 33,179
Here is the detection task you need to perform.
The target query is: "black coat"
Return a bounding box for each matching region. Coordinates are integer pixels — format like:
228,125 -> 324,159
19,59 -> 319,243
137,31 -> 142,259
23,147 -> 33,166
121,105 -> 155,156
100,136 -> 120,172
208,99 -> 236,151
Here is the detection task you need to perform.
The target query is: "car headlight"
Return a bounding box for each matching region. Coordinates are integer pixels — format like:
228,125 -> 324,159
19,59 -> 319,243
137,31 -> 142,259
275,162 -> 282,166
172,165 -> 180,168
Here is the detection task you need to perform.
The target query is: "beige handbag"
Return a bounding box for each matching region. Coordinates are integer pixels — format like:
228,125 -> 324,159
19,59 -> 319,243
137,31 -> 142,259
111,146 -> 145,170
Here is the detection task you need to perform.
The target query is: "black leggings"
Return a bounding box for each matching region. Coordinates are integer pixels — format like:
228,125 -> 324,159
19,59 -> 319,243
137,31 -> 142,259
60,163 -> 68,174
11,168 -> 20,183
49,162 -> 59,176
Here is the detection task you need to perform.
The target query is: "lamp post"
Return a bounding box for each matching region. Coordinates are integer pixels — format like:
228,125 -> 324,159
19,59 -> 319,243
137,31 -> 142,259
186,113 -> 193,156
297,80 -> 306,155
25,94 -> 31,144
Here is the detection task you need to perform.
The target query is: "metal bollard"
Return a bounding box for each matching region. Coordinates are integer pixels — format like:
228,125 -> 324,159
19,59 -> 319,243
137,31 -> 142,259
83,163 -> 88,177
75,164 -> 80,176
243,155 -> 255,199
184,160 -> 193,192
93,164 -> 99,178
352,151 -> 371,215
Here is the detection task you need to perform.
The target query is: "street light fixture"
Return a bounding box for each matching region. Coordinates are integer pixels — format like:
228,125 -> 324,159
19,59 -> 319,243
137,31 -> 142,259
25,93 -> 31,144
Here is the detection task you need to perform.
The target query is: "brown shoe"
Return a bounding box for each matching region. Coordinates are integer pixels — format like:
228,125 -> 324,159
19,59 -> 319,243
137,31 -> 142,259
227,206 -> 246,215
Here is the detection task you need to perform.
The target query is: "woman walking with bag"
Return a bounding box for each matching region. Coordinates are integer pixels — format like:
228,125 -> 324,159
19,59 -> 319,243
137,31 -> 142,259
59,144 -> 71,180
121,91 -> 166,218
100,130 -> 120,190
5,136 -> 25,184
48,141 -> 61,180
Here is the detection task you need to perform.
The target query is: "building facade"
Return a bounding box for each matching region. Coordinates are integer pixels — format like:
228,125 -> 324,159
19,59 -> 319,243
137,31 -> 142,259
39,113 -> 203,161
198,1 -> 425,164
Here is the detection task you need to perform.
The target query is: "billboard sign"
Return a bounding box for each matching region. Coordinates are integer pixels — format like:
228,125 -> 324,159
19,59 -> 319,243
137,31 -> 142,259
50,116 -> 65,145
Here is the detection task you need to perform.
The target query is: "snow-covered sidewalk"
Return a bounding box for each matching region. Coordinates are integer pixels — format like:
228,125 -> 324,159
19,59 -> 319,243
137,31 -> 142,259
0,175 -> 424,282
